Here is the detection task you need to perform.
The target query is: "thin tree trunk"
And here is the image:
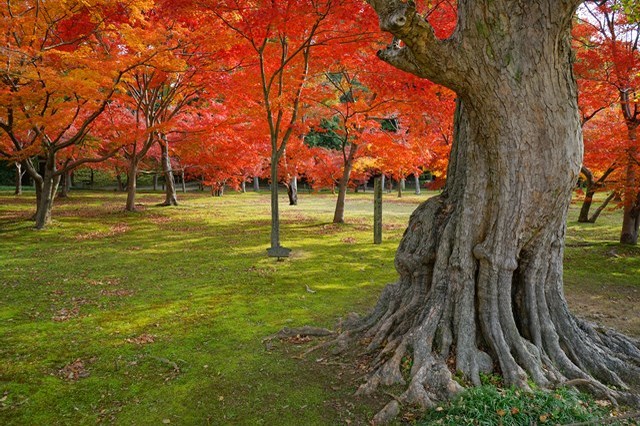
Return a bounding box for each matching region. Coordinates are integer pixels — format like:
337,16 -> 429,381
34,153 -> 61,229
23,159 -> 43,219
588,191 -> 616,223
241,180 -> 246,193
270,161 -> 281,249
160,137 -> 178,206
181,170 -> 186,193
414,173 -> 421,195
397,178 -> 403,198
254,175 -> 260,191
14,162 -> 22,195
125,159 -> 138,212
578,165 -> 615,223
373,175 -> 382,244
620,127 -> 639,244
116,174 -> 124,192
333,144 -> 358,223
287,176 -> 298,205
58,169 -> 71,198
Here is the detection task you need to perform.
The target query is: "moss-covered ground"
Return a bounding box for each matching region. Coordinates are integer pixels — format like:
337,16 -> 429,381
0,189 -> 638,425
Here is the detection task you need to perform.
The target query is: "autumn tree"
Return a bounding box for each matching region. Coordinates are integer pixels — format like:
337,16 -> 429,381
207,0 -> 374,256
576,1 -> 640,242
0,1 -> 172,228
319,1 -> 640,422
309,69 -> 397,223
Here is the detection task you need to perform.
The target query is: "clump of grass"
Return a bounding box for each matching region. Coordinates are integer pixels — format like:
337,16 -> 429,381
418,383 -> 616,426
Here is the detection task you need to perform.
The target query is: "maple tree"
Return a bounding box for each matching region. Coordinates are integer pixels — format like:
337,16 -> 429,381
0,0 -> 178,228
309,68 -> 398,223
575,1 -> 640,241
203,0 -> 377,255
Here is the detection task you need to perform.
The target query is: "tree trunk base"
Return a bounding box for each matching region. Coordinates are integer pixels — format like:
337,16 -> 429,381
306,195 -> 640,423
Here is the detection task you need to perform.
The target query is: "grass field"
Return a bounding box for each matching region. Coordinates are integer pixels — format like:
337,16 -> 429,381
1,188 -> 638,425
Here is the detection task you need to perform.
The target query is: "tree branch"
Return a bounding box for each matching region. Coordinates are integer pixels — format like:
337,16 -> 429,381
366,0 -> 463,90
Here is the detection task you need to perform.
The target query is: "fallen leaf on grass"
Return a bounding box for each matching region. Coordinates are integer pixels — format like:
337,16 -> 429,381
125,334 -> 155,345
59,359 -> 89,381
52,307 -> 79,322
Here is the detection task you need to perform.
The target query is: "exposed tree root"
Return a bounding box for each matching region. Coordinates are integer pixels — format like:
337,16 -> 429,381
289,194 -> 640,424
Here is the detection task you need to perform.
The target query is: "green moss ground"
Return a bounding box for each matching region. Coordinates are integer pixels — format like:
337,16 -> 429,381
0,189 -> 637,425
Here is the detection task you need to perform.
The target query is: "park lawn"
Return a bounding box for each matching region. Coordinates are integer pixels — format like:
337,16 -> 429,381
0,189 -> 638,425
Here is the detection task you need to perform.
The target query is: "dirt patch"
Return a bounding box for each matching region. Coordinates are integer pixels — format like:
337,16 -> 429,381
565,284 -> 640,337
267,338 -> 389,425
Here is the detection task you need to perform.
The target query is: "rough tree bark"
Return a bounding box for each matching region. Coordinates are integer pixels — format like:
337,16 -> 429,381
326,1 -> 640,422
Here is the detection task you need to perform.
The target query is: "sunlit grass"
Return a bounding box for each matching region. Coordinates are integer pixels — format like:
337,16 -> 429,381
0,188 -> 638,425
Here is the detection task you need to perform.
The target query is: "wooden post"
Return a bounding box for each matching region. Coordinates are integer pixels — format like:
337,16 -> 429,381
374,175 -> 382,244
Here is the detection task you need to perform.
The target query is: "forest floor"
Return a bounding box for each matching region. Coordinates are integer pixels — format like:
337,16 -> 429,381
0,189 -> 638,425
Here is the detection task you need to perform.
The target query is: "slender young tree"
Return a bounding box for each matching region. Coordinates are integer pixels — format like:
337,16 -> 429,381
208,0 -> 376,255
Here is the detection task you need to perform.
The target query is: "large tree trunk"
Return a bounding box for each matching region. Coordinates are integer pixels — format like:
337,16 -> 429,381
160,137 -> 178,206
333,143 -> 358,223
125,159 -> 138,212
332,1 -> 640,422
